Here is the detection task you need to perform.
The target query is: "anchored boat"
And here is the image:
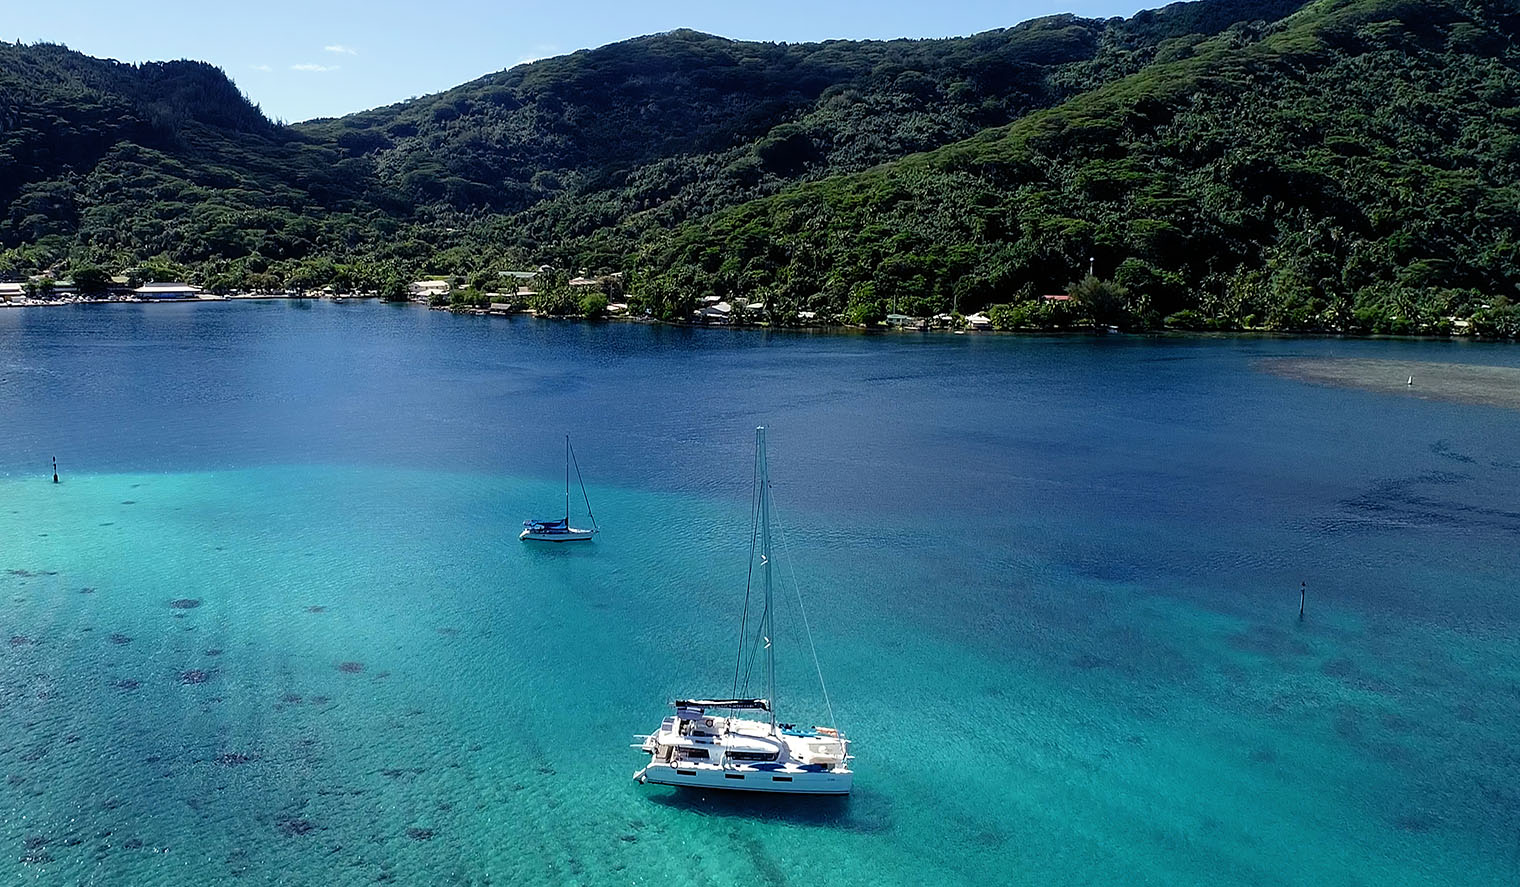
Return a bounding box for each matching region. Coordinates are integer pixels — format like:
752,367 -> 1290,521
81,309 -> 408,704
633,427 -> 852,795
520,435 -> 598,542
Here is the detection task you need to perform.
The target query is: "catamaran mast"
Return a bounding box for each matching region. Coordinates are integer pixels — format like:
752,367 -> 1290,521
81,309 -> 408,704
758,426 -> 777,731
565,434 -> 571,524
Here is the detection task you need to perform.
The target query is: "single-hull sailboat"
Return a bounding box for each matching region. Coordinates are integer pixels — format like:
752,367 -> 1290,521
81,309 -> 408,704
518,519 -> 595,543
520,436 -> 598,542
634,427 -> 852,795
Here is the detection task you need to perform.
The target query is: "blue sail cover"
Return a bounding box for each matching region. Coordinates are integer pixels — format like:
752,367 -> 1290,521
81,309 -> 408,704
523,518 -> 569,531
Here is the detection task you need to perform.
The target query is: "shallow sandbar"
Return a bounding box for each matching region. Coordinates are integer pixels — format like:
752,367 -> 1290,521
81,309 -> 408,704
1262,357 -> 1520,411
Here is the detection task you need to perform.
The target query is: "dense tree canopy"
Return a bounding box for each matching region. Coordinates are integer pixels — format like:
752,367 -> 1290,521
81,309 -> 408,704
2,0 -> 1518,335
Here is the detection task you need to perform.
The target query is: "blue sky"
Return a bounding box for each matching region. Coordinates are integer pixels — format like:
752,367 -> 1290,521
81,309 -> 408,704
11,1 -> 1152,123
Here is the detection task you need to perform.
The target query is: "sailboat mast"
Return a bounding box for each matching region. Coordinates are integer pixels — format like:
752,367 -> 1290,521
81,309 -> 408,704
758,426 -> 777,730
565,435 -> 571,524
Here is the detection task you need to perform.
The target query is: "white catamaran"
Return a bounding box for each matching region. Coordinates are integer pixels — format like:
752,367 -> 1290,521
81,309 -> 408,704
633,427 -> 852,795
520,435 -> 598,542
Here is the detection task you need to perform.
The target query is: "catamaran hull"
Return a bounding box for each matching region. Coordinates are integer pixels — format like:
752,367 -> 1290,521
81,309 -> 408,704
519,529 -> 596,542
635,763 -> 851,795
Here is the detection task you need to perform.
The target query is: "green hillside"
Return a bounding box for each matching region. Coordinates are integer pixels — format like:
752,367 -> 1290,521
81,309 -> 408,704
0,1 -> 1302,289
4,0 -> 1518,335
633,0 -> 1520,333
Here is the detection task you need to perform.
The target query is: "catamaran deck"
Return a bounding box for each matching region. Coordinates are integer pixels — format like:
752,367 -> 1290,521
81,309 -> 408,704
635,712 -> 852,795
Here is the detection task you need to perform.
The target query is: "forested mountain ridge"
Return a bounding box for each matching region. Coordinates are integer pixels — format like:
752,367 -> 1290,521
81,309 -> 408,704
0,41 -> 391,288
4,0 -> 1519,335
0,0 -> 1305,292
632,0 -> 1520,333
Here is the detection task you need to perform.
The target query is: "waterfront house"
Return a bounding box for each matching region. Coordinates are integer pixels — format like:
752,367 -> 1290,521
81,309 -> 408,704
1043,294 -> 1072,302
0,282 -> 25,302
134,282 -> 203,299
965,312 -> 992,329
410,280 -> 451,299
886,313 -> 927,329
695,301 -> 733,322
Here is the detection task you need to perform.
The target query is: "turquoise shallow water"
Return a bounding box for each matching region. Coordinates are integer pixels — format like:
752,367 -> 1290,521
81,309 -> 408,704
1,302 -> 1519,885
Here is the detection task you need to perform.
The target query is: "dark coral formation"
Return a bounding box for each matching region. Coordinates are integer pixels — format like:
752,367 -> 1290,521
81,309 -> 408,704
203,649 -> 223,656
116,679 -> 141,690
179,669 -> 212,685
9,636 -> 31,646
305,606 -> 326,614
109,634 -> 132,645
213,752 -> 255,766
169,599 -> 201,609
337,662 -> 363,673
276,817 -> 315,837
405,827 -> 435,841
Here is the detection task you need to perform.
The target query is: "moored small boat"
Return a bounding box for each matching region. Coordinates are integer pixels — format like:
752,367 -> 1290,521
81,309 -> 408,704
519,518 -> 596,542
520,435 -> 598,542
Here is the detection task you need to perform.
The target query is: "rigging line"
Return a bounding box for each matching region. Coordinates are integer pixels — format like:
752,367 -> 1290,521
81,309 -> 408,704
731,439 -> 764,700
740,599 -> 770,696
769,493 -> 839,733
568,440 -> 597,531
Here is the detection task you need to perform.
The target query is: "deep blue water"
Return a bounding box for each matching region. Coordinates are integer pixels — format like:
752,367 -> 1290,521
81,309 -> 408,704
0,300 -> 1517,885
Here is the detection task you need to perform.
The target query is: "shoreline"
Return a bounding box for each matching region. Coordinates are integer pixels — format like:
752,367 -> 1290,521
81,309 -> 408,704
6,295 -> 1520,346
0,293 -> 317,308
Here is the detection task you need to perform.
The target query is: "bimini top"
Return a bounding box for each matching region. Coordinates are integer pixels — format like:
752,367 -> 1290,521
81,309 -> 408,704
524,518 -> 569,530
674,698 -> 771,712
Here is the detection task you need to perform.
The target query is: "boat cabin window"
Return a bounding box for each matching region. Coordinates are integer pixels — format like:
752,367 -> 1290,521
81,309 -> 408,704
681,748 -> 709,759
726,751 -> 778,762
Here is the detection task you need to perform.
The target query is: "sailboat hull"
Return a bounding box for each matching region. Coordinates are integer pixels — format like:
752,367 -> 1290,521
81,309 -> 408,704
519,527 -> 596,542
635,762 -> 851,795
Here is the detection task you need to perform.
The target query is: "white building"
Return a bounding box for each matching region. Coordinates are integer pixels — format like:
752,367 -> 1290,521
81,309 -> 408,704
695,301 -> 733,322
134,282 -> 203,300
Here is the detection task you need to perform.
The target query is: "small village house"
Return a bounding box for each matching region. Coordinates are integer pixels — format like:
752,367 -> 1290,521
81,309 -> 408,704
409,280 -> 451,299
134,282 -> 203,299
